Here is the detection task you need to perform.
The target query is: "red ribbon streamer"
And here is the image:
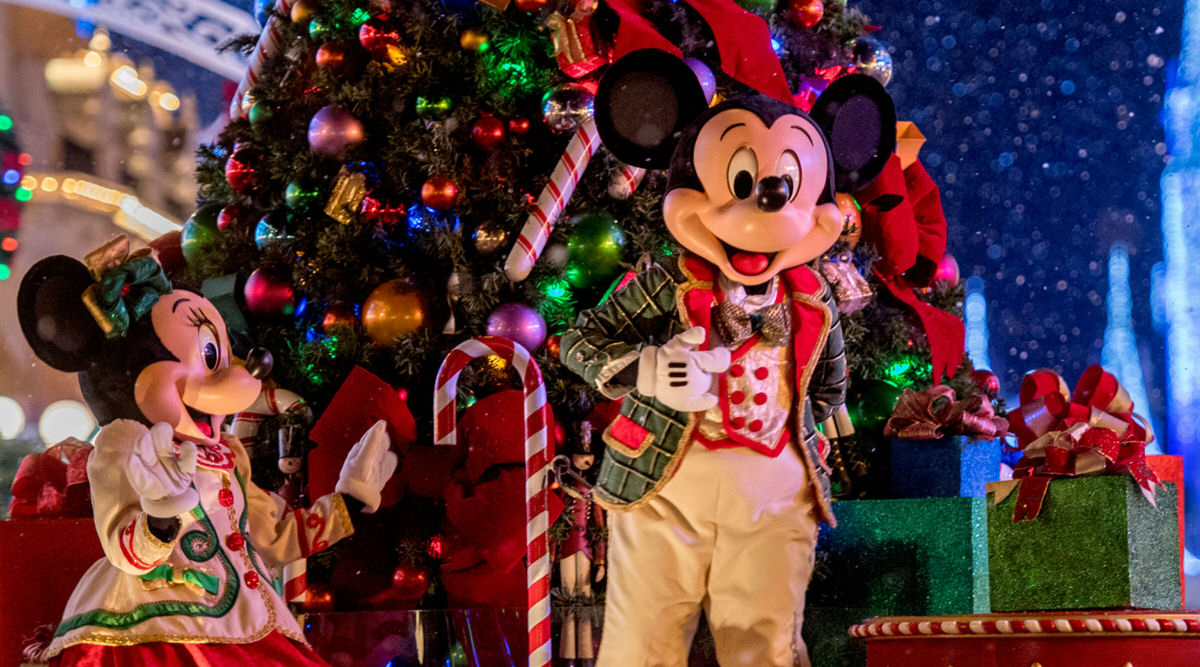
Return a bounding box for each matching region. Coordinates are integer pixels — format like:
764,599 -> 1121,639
875,273 -> 965,383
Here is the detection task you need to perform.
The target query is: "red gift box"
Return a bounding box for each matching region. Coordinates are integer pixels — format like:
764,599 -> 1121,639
0,518 -> 104,666
1148,454 -> 1185,604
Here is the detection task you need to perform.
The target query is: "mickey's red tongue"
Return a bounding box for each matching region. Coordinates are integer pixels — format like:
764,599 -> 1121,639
730,251 -> 770,276
195,421 -> 213,439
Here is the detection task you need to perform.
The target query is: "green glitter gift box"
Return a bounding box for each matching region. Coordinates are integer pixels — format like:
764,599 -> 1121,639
808,497 -> 990,616
987,476 -> 1181,612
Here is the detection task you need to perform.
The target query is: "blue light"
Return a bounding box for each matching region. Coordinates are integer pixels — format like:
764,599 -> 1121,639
1,169 -> 19,186
964,276 -> 992,372
1100,243 -> 1160,453
1162,0 -> 1200,554
771,38 -> 784,55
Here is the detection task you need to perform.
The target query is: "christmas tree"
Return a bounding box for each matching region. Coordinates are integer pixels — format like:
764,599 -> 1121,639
185,0 -> 983,628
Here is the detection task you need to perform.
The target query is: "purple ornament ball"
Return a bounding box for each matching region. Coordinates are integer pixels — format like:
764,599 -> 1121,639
308,105 -> 365,159
486,302 -> 547,352
684,58 -> 716,104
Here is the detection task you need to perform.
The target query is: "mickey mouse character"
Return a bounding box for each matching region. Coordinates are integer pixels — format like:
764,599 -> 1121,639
18,238 -> 397,665
561,50 -> 895,666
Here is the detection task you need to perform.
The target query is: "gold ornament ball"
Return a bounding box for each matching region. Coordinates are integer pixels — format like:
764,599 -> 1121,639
836,192 -> 862,249
290,0 -> 315,23
362,279 -> 432,343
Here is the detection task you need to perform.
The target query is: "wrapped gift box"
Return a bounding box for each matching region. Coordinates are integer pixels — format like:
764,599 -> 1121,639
809,497 -> 990,616
803,606 -> 868,667
1147,454 -> 1185,603
0,518 -> 104,666
987,476 -> 1181,612
890,435 -> 1001,498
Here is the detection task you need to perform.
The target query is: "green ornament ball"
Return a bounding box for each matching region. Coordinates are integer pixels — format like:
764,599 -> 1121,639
285,181 -> 321,211
248,102 -> 274,128
180,204 -> 223,266
308,15 -> 339,42
564,210 -> 626,289
848,378 -> 904,437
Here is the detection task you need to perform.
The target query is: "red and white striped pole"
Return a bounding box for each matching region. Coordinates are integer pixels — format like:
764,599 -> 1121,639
229,0 -> 297,121
433,336 -> 552,667
504,118 -> 600,282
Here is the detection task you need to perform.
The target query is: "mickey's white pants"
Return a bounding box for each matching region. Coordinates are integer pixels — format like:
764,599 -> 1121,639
596,442 -> 819,667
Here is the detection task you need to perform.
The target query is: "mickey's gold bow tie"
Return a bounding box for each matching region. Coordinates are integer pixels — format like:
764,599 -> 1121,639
712,301 -> 790,347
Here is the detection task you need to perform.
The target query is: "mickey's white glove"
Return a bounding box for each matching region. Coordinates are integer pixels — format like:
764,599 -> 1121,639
336,420 -> 399,513
125,422 -> 200,518
636,326 -> 731,412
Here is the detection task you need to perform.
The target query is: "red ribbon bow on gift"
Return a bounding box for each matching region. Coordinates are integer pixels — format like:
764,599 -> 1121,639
9,439 -> 93,520
882,384 -> 1009,441
994,365 -> 1160,522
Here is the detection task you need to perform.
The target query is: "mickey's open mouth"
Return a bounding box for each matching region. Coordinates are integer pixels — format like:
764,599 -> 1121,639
186,405 -> 214,439
719,240 -> 777,276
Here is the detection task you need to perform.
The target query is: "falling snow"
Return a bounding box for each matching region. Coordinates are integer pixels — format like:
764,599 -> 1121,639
858,0 -> 1180,421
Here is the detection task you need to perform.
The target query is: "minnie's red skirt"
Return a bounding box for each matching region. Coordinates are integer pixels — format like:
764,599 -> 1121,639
50,630 -> 329,666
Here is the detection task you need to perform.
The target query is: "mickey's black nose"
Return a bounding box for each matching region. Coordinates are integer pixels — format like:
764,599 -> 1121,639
245,347 -> 274,379
755,176 -> 790,212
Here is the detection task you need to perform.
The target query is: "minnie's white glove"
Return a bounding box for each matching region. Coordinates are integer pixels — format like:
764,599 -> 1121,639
335,420 -> 399,513
125,422 -> 200,518
636,326 -> 731,412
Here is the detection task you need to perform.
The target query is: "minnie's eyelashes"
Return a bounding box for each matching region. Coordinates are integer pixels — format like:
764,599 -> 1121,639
187,307 -> 214,329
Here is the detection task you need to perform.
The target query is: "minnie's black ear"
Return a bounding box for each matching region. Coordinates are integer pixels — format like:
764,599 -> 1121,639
809,74 -> 897,192
595,49 -> 710,169
18,256 -> 104,372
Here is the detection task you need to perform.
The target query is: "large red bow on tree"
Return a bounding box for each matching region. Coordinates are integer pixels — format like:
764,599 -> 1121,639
9,439 -> 93,519
856,151 -> 963,382
994,365 -> 1160,522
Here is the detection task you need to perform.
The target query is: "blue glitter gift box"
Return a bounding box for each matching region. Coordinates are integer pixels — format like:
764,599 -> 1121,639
890,435 -> 1003,498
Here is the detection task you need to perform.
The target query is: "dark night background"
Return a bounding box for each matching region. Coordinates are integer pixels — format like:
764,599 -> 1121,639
857,0 -> 1182,426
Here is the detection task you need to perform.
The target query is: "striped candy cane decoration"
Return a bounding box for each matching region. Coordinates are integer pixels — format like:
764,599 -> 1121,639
607,163 -> 646,200
504,118 -> 600,282
229,0 -> 297,120
434,336 -> 552,667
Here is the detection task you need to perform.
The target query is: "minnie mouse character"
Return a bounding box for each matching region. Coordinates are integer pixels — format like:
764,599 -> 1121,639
561,50 -> 896,666
18,237 -> 397,665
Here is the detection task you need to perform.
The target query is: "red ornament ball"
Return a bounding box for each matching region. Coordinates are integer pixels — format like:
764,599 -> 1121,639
514,0 -> 546,11
420,175 -> 459,211
934,251 -> 960,286
315,43 -> 346,71
972,369 -> 1000,400
786,0 -> 824,28
546,333 -> 562,359
244,269 -> 296,317
391,563 -> 431,604
507,117 -> 531,136
471,115 -> 507,151
224,144 -> 258,195
217,204 -> 249,232
359,17 -> 405,63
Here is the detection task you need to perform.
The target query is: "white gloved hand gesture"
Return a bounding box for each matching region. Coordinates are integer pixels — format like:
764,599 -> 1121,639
636,326 -> 731,412
125,422 -> 200,518
336,420 -> 399,513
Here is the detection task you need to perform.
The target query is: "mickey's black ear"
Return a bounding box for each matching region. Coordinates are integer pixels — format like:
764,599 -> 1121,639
809,74 -> 897,192
17,256 -> 104,372
595,49 -> 710,169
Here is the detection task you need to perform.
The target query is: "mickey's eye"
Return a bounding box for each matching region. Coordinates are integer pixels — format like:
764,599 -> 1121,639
778,151 -> 801,201
727,147 -> 758,200
198,326 -> 220,371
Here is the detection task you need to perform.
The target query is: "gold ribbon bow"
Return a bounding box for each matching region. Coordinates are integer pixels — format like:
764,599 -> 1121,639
712,301 -> 790,347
